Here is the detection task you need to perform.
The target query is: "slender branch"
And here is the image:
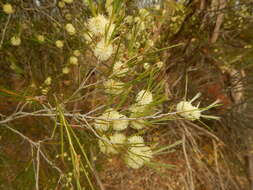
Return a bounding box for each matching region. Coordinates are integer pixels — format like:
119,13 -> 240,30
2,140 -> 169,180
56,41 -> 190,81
0,15 -> 11,49
211,0 -> 226,43
90,147 -> 105,190
35,144 -> 41,190
182,133 -> 195,190
4,125 -> 63,177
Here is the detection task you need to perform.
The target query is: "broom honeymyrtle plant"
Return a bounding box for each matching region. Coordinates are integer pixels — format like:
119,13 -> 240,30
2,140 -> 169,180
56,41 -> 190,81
0,0 -> 225,189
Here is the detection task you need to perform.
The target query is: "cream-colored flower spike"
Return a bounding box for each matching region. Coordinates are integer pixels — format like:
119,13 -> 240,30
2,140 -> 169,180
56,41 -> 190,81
176,101 -> 201,120
112,61 -> 129,77
128,136 -> 144,146
10,36 -> 21,46
65,23 -> 76,35
129,104 -> 147,130
112,113 -> 129,131
130,116 -> 146,130
62,67 -> 70,74
3,4 -> 15,14
37,35 -> 45,43
55,40 -> 64,48
136,89 -> 153,105
94,108 -> 128,131
87,14 -> 114,37
176,93 -> 220,121
156,61 -> 164,69
94,109 -> 114,132
44,77 -> 52,85
124,141 -> 153,169
94,39 -> 114,61
99,133 -> 126,155
129,104 -> 146,113
69,56 -> 78,65
143,62 -> 151,70
104,79 -> 124,95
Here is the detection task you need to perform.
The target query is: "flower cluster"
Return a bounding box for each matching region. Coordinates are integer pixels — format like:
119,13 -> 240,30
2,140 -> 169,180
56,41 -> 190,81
65,23 -> 76,35
94,108 -> 129,132
176,93 -> 220,121
86,14 -> 115,61
40,76 -> 52,95
55,40 -> 64,48
87,14 -> 114,37
136,89 -> 153,106
98,133 -> 153,169
112,61 -> 129,77
129,89 -> 153,130
10,36 -> 21,46
95,89 -> 155,169
3,3 -> 15,14
37,35 -> 45,43
95,108 -> 129,157
124,136 -> 153,169
99,133 -> 126,154
103,79 -> 125,95
93,40 -> 114,61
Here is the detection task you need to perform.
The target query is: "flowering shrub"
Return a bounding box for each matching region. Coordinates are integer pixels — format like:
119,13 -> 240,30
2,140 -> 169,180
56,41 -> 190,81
3,0 -> 249,189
